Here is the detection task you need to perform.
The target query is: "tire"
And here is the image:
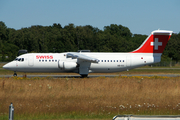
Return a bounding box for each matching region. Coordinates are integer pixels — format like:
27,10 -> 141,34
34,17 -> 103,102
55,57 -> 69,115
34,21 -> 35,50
13,73 -> 17,77
81,74 -> 88,78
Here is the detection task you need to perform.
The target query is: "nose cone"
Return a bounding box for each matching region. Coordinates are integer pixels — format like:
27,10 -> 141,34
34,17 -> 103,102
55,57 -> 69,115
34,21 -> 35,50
3,64 -> 9,69
3,62 -> 16,71
3,63 -> 10,70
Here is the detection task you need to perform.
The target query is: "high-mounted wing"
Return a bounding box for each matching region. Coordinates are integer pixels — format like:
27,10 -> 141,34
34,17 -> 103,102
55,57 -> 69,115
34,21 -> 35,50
67,52 -> 99,63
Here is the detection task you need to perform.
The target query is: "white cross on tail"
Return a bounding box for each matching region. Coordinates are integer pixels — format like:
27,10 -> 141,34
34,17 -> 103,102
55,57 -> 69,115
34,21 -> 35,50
150,38 -> 162,50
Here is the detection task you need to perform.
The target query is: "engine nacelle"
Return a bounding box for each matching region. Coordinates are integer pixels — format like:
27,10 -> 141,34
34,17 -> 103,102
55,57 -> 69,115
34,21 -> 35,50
59,61 -> 77,70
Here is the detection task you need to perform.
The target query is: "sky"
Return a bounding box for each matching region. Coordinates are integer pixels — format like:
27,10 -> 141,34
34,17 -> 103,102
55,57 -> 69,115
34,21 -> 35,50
0,0 -> 180,35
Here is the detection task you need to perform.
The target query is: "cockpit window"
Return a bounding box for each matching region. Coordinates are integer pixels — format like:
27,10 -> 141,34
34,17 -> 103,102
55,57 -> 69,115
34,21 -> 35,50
14,58 -> 18,61
14,58 -> 24,62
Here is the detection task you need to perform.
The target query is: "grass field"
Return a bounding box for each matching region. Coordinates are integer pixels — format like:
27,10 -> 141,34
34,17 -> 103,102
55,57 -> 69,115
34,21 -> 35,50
1,75 -> 180,120
1,63 -> 180,120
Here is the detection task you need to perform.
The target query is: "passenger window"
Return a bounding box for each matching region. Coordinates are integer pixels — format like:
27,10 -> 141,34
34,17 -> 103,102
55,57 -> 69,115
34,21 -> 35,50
39,60 -> 41,62
104,60 -> 106,62
52,60 -> 54,62
49,60 -> 51,62
117,60 -> 118,62
111,60 -> 112,62
107,60 -> 109,62
101,60 -> 103,62
55,60 -> 57,62
114,60 -> 115,62
120,60 -> 121,62
42,60 -> 44,62
45,60 -> 47,62
123,60 -> 124,62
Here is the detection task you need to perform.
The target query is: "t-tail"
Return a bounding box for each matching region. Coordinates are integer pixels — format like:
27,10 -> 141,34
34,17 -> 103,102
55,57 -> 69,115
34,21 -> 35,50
132,30 -> 173,53
131,30 -> 173,64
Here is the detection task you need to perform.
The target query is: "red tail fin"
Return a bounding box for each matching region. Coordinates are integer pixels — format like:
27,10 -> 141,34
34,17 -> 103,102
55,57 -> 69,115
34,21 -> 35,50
131,30 -> 173,53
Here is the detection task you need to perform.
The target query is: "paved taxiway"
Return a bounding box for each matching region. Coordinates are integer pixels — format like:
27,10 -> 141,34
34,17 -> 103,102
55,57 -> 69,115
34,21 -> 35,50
0,74 -> 180,78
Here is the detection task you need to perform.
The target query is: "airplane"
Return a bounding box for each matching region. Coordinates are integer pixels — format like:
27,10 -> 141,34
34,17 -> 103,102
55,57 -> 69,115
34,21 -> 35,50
3,30 -> 173,77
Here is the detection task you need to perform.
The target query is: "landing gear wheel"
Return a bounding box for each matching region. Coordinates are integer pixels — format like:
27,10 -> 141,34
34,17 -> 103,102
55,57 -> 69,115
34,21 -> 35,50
81,74 -> 88,78
13,72 -> 17,77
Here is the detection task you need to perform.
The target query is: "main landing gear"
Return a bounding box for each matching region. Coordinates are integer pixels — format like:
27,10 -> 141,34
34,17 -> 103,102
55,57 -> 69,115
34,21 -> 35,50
81,74 -> 88,78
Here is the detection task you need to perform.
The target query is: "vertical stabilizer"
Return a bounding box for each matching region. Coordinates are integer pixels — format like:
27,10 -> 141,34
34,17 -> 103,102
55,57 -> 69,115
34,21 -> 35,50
131,30 -> 173,53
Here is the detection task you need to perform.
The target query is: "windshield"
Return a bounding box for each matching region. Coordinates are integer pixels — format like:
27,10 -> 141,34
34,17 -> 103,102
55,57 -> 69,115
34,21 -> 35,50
14,58 -> 24,62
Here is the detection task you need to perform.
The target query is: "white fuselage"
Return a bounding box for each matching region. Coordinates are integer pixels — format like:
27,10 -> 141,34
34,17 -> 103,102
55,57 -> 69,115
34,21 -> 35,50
4,52 -> 161,73
3,30 -> 173,76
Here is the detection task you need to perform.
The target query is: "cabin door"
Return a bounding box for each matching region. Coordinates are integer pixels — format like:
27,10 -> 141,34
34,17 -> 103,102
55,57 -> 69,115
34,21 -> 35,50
28,55 -> 34,66
126,56 -> 131,67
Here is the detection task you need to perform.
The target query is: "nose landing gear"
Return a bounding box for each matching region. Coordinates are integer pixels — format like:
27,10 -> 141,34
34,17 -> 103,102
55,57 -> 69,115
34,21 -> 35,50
13,72 -> 17,77
13,72 -> 27,77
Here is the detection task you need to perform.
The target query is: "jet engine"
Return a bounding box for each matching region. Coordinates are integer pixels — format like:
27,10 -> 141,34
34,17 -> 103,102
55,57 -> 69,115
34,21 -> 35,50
59,61 -> 77,70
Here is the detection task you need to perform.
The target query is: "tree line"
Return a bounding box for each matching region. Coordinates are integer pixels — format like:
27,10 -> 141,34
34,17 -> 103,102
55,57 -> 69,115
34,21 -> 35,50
0,21 -> 180,62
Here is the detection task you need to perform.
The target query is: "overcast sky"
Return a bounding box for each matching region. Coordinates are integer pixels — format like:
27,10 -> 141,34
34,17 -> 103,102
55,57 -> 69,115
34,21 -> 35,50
1,0 -> 179,35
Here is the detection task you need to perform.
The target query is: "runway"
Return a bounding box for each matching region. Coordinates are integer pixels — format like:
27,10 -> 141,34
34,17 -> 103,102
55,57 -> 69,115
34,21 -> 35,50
0,74 -> 180,78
